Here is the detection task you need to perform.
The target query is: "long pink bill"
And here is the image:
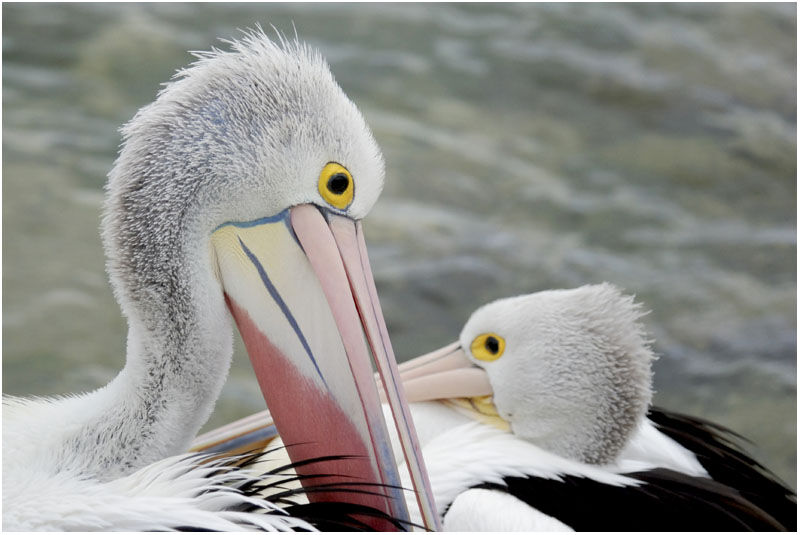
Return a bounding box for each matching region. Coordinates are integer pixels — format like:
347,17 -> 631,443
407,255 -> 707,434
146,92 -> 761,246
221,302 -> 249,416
327,215 -> 441,531
213,205 -> 424,530
377,342 -> 493,403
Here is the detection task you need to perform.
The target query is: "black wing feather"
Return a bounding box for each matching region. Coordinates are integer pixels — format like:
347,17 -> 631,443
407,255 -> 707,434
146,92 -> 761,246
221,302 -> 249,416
648,406 -> 796,530
472,467 -> 785,531
178,448 -> 418,532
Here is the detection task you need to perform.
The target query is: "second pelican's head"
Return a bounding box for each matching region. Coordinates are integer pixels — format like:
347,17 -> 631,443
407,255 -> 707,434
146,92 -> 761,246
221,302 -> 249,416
102,30 -> 432,529
399,283 -> 655,465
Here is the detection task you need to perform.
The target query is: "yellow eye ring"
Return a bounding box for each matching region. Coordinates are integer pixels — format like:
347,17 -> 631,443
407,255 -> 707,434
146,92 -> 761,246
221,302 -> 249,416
470,333 -> 505,362
318,162 -> 354,210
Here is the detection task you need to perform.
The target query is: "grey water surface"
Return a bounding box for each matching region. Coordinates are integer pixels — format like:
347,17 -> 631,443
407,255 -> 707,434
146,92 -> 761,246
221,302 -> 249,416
3,3 -> 796,486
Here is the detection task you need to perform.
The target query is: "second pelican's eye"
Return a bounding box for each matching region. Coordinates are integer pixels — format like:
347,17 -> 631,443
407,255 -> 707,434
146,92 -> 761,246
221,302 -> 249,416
318,162 -> 354,210
471,333 -> 505,362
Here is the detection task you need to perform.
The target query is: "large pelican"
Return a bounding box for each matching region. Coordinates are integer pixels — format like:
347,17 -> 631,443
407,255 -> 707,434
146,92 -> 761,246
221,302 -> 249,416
206,283 -> 795,530
3,30 -> 437,531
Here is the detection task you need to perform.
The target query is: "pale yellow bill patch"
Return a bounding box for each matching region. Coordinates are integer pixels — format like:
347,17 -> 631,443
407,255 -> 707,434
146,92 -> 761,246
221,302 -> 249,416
210,218 -> 366,400
211,221 -> 300,304
441,395 -> 512,432
210,220 -> 321,383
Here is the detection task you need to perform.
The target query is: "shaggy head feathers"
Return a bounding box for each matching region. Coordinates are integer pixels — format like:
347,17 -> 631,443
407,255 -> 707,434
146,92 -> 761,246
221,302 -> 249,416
102,29 -> 385,327
459,283 -> 655,465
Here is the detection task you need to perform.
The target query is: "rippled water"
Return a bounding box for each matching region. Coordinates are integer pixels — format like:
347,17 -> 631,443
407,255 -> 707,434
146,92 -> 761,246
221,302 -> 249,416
3,4 -> 796,485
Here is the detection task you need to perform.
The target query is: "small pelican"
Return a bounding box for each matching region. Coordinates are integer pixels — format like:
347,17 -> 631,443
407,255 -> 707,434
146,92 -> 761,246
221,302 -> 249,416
3,30 -> 437,531
207,283 -> 795,530
394,283 -> 795,530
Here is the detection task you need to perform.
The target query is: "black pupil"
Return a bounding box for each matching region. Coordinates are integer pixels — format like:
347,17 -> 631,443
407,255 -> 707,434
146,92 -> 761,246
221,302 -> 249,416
327,173 -> 349,195
485,336 -> 499,354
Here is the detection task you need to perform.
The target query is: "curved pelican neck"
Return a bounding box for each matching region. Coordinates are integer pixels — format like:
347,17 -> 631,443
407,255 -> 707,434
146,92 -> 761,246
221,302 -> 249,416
102,224 -> 233,478
23,220 -> 236,481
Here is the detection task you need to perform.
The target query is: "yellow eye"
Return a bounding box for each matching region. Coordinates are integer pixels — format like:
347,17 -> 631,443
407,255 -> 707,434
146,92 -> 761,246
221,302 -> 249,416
470,333 -> 505,362
318,162 -> 354,210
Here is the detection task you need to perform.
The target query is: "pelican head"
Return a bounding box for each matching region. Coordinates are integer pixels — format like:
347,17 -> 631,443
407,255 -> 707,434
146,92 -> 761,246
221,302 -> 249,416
100,31 -> 432,528
399,283 -> 655,465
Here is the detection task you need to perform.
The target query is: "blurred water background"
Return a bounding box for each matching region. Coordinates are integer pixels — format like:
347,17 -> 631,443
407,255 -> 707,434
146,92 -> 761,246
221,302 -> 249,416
3,3 -> 795,486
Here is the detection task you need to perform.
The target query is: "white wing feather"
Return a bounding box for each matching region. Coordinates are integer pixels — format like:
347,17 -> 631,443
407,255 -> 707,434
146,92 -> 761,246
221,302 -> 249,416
4,453 -> 314,532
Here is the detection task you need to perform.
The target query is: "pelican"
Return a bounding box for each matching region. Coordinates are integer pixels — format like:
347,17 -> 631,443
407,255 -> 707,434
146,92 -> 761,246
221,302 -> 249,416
395,283 -> 795,530
2,30 -> 437,531
206,283 -> 795,530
